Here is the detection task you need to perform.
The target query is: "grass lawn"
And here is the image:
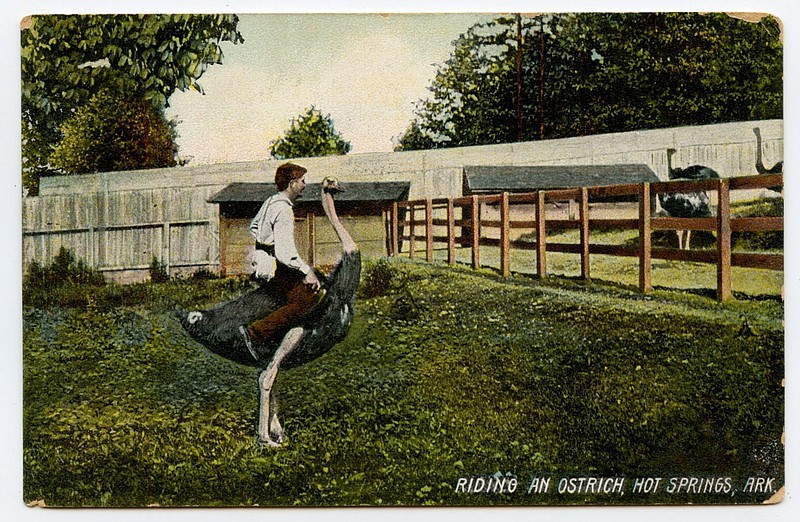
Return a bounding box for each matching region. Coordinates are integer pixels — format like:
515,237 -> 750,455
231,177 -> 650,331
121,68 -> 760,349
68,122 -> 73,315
425,228 -> 782,298
23,255 -> 783,507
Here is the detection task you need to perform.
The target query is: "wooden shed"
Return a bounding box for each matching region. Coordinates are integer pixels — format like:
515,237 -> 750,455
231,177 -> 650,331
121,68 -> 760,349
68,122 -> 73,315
464,164 -> 660,217
463,164 -> 660,195
209,181 -> 410,276
463,164 -> 660,239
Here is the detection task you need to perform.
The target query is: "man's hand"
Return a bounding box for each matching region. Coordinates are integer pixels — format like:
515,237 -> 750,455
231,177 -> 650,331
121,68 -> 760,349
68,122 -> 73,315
304,271 -> 321,291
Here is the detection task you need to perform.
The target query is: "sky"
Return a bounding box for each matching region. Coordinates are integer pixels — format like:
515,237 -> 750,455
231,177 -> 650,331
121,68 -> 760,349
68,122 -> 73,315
164,13 -> 488,164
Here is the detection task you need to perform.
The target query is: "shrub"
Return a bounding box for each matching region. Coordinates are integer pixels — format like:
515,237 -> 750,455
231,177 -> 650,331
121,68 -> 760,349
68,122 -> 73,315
190,268 -> 218,281
359,258 -> 396,298
149,257 -> 170,283
24,247 -> 105,288
23,247 -> 105,307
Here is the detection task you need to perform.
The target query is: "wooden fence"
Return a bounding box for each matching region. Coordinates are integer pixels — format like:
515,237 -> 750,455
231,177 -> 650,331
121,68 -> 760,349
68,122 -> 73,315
22,187 -> 219,282
387,174 -> 783,302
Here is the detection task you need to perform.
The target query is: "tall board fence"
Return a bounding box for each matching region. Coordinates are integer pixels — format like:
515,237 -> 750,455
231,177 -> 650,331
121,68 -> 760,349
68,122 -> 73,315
22,186 -> 220,283
387,174 -> 783,302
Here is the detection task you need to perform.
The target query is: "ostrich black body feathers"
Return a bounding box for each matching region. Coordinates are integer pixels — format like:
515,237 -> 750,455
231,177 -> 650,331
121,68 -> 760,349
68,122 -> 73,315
659,148 -> 719,219
177,250 -> 361,369
657,191 -> 712,219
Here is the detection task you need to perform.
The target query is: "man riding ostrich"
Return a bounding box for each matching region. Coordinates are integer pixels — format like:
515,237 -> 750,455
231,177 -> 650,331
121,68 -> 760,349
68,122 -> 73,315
177,163 -> 360,447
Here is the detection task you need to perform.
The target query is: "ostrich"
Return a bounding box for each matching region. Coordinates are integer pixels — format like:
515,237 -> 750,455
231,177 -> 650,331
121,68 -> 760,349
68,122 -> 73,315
176,178 -> 361,447
657,148 -> 720,250
753,127 -> 783,175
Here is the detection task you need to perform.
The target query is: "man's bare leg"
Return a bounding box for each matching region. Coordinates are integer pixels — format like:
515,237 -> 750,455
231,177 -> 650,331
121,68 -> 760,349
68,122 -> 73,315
257,326 -> 304,447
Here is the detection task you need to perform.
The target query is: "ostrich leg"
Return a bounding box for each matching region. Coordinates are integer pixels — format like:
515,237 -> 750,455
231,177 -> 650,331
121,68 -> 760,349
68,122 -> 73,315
258,326 -> 305,447
268,392 -> 284,443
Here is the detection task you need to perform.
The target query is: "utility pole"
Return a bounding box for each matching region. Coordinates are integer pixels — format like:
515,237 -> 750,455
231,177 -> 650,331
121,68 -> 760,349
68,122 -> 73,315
516,13 -> 524,142
539,16 -> 545,140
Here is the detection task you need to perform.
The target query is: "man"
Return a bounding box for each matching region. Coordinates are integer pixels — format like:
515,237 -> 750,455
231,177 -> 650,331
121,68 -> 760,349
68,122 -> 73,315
240,162 -> 322,357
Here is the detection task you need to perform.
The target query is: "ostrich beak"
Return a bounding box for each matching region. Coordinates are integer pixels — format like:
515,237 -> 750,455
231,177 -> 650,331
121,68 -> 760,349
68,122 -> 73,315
324,180 -> 345,194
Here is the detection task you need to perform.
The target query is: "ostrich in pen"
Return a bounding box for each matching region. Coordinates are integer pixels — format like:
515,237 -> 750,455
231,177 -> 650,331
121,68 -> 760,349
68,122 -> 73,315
657,148 -> 720,250
753,127 -> 783,194
753,127 -> 783,175
177,178 -> 361,447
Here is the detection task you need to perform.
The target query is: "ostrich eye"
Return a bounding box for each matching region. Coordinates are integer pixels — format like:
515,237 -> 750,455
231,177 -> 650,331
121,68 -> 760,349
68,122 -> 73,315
188,311 -> 203,324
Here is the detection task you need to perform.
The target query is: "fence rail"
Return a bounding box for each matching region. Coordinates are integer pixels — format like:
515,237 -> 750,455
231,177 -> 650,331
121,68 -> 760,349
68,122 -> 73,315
387,174 -> 783,302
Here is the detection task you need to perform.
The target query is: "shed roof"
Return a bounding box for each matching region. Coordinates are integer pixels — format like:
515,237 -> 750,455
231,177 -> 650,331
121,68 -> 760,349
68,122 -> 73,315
209,181 -> 411,204
464,164 -> 659,193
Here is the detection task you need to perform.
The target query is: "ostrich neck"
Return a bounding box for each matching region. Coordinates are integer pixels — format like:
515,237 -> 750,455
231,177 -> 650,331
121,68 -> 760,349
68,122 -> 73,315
755,130 -> 765,170
667,150 -> 675,176
322,191 -> 358,254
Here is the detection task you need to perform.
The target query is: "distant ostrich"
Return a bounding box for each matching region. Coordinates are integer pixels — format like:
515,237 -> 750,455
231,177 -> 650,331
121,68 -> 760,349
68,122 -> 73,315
176,178 -> 361,447
753,127 -> 783,175
657,148 -> 720,250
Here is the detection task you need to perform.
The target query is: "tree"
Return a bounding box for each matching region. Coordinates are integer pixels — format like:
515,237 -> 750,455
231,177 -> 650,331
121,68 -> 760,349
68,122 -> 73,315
49,89 -> 178,174
546,13 -> 783,136
396,14 -> 561,151
21,14 -> 243,193
396,13 -> 782,151
270,107 -> 352,160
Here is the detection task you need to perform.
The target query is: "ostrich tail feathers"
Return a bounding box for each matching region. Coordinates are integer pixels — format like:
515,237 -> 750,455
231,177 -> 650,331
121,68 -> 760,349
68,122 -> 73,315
173,305 -> 188,322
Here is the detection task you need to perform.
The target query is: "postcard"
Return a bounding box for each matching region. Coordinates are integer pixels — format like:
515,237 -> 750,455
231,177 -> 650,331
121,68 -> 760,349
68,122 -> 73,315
17,8 -> 788,516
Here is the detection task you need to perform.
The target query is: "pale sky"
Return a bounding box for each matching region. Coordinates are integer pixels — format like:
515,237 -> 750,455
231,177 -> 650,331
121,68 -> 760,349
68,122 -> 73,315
164,13 -> 487,164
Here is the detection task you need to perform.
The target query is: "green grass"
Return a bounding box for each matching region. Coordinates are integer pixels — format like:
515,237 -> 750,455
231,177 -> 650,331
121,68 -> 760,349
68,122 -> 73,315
423,228 -> 782,298
23,257 -> 783,507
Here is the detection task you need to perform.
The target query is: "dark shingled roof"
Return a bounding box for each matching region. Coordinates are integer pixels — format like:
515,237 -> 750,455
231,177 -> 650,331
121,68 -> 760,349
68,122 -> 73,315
209,181 -> 411,204
464,164 -> 659,193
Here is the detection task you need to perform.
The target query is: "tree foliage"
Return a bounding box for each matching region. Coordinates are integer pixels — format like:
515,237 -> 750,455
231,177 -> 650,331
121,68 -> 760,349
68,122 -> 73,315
396,13 -> 782,151
397,15 -> 537,150
21,14 -> 243,192
270,107 -> 352,160
49,89 -> 178,174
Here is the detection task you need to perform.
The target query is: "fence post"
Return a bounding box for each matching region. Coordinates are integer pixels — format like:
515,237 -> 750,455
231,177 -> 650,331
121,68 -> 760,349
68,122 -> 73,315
306,212 -> 316,267
447,198 -> 455,266
717,179 -> 732,302
471,195 -> 480,270
88,226 -> 95,269
383,208 -> 391,256
536,190 -> 547,278
501,191 -> 510,276
426,198 -> 434,262
409,204 -> 416,259
638,183 -> 652,294
85,193 -> 96,269
162,222 -> 171,275
391,202 -> 399,256
579,187 -> 590,280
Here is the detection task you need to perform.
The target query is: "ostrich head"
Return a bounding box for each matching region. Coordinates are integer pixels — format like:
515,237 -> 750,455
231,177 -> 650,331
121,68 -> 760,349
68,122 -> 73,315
174,306 -> 206,337
322,177 -> 345,194
666,148 -> 681,179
